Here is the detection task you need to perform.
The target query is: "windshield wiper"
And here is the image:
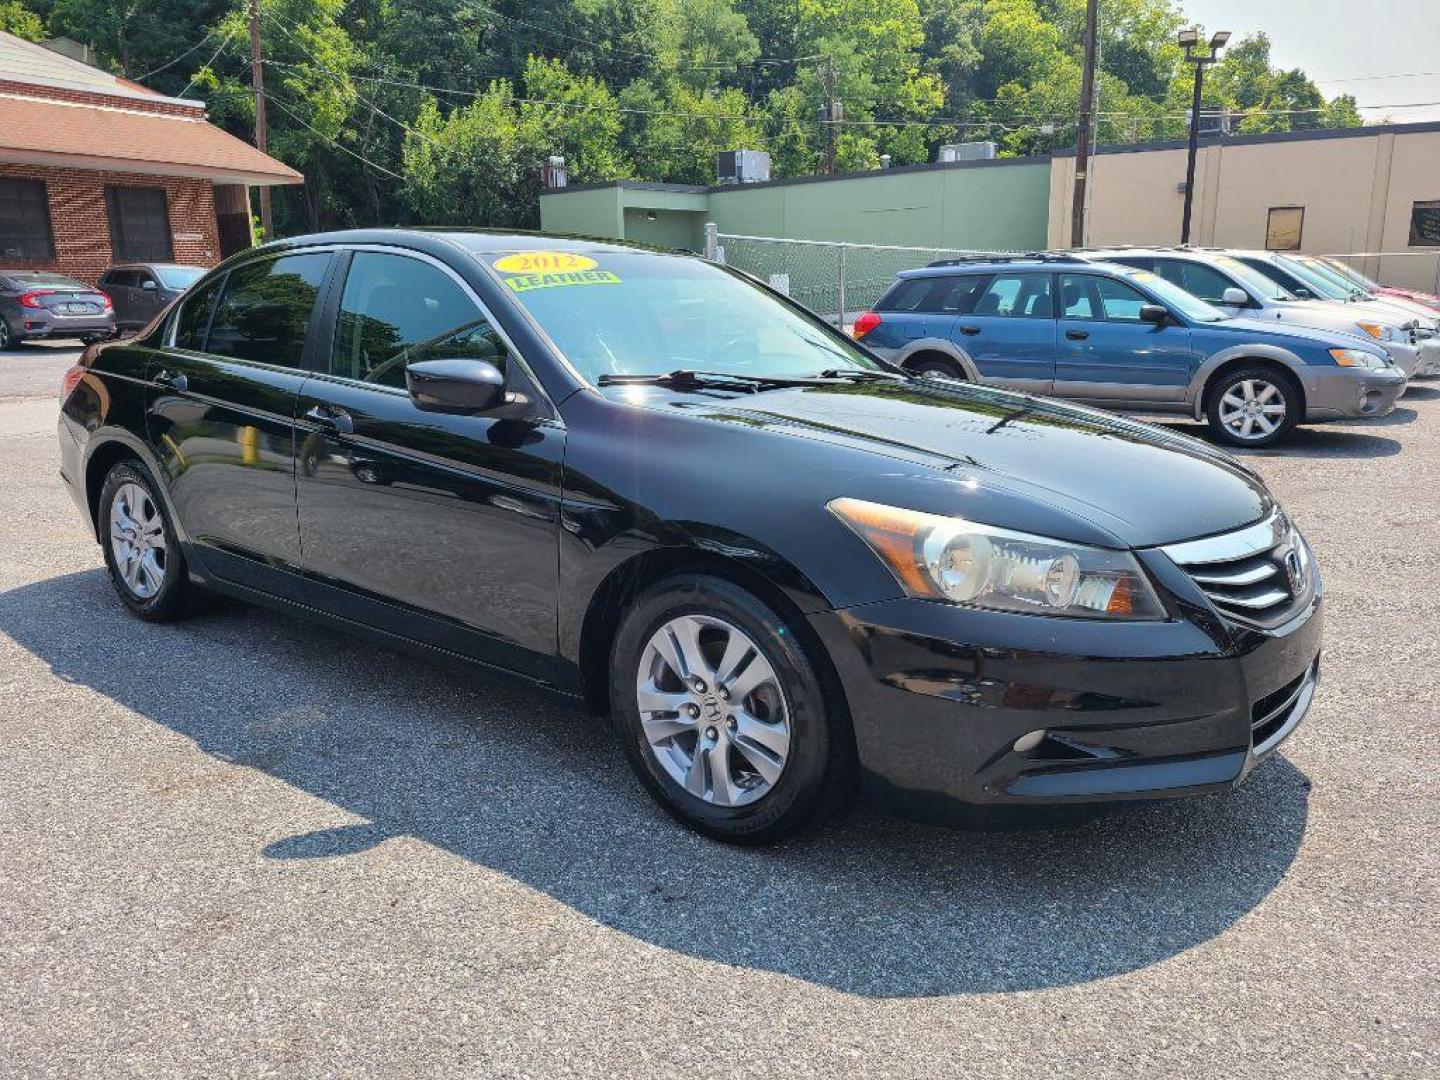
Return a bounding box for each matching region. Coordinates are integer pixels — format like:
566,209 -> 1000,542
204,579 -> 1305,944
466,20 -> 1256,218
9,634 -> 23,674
814,368 -> 908,382
596,369 -> 822,392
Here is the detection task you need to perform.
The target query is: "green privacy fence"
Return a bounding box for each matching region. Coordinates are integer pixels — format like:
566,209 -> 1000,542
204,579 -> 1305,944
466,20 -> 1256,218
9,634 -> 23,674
705,226 -> 1023,327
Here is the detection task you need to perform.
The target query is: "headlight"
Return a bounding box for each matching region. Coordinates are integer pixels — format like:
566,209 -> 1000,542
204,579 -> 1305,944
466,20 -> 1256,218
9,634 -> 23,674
828,498 -> 1165,620
1355,321 -> 1398,342
1330,347 -> 1387,369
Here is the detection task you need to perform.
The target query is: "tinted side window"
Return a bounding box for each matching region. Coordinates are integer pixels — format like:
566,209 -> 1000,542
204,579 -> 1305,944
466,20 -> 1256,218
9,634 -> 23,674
174,276 -> 223,350
206,254 -> 330,367
1153,260 -> 1235,305
973,273 -> 1053,318
929,275 -> 989,314
876,278 -> 932,312
331,252 -> 503,389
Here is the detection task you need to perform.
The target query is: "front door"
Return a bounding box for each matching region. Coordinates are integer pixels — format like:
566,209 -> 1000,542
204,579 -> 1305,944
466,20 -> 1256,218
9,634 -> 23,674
295,249 -> 566,679
146,251 -> 333,591
1053,273 -> 1196,403
947,271 -> 1055,393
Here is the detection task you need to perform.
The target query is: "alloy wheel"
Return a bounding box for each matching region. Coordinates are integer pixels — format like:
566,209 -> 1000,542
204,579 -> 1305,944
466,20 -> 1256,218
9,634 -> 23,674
635,614 -> 791,807
0,320 -> 11,349
109,482 -> 167,599
1218,378 -> 1288,442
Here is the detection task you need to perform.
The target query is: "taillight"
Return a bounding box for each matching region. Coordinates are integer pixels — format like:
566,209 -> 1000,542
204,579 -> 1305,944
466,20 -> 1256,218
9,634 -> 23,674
97,292 -> 113,310
852,311 -> 881,340
18,290 -> 52,308
61,364 -> 87,403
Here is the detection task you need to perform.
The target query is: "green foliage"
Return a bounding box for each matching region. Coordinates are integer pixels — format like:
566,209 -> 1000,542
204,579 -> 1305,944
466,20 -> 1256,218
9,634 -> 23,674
0,0 -> 1367,232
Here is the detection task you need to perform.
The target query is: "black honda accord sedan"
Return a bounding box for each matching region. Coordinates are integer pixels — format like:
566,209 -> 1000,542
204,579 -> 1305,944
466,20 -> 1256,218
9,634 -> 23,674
57,230 -> 1321,842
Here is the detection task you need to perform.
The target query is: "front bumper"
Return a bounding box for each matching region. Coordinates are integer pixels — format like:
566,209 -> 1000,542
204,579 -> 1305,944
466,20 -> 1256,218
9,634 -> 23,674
1416,338 -> 1440,377
1302,366 -> 1406,422
1379,341 -> 1420,379
808,585 -> 1321,820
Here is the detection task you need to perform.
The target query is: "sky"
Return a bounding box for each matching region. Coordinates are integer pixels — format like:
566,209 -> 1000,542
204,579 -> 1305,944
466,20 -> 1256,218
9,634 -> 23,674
1181,0 -> 1440,123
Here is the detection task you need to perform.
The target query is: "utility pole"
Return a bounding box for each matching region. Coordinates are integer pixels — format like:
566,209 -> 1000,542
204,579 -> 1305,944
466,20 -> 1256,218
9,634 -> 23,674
249,0 -> 273,241
1178,28 -> 1230,245
822,55 -> 837,176
1069,0 -> 1098,248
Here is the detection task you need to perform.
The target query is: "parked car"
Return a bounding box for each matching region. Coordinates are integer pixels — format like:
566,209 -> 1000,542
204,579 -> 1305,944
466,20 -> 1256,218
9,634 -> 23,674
1089,249 -> 1424,379
59,230 -> 1322,842
855,254 -> 1401,447
0,270 -> 114,349
98,263 -> 207,331
1317,256 -> 1440,314
1225,250 -> 1440,377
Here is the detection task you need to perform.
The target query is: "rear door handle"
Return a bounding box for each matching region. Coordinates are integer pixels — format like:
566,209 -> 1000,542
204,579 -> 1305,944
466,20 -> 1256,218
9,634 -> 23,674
304,404 -> 354,435
1065,329 -> 1090,341
155,369 -> 187,392
959,325 -> 981,336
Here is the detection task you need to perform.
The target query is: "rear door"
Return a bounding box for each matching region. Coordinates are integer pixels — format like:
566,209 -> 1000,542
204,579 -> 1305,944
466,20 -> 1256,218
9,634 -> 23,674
1054,272 -> 1195,403
294,248 -> 566,679
146,250 -> 334,592
948,271 -> 1056,393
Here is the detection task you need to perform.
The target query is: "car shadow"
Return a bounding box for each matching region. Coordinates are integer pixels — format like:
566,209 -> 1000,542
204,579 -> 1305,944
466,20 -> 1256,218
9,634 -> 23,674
1,569 -> 1312,998
1401,384 -> 1440,402
1145,419 -> 1404,458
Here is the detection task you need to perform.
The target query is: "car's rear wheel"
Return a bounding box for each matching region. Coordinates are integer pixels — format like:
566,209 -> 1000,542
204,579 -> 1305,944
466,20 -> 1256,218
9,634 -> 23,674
1206,366 -> 1301,448
0,320 -> 19,351
907,354 -> 966,381
609,574 -> 853,843
99,461 -> 201,621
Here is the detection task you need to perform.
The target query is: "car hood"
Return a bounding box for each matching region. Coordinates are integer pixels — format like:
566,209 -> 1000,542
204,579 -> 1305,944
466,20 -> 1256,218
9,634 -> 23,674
1216,314 -> 1391,352
651,379 -> 1273,548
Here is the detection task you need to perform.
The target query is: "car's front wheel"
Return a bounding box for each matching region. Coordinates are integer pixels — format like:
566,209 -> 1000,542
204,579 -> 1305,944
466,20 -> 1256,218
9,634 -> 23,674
1206,366 -> 1301,448
0,319 -> 19,351
99,460 -> 202,621
609,574 -> 853,843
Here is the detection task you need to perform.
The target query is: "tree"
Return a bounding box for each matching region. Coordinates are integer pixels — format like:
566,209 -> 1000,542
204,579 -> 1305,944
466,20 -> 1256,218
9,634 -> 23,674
0,0 -> 44,40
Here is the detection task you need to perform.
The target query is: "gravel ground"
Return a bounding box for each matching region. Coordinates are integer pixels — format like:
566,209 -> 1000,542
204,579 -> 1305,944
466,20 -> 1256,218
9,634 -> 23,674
2,344 -> 1436,1078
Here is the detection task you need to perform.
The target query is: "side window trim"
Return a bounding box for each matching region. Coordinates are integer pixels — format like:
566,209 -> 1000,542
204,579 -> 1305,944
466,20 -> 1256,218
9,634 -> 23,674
317,244 -> 558,419
166,268 -> 229,353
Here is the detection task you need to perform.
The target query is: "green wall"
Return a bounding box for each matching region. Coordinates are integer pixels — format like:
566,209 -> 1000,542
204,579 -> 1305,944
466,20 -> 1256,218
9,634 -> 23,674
540,160 -> 1052,252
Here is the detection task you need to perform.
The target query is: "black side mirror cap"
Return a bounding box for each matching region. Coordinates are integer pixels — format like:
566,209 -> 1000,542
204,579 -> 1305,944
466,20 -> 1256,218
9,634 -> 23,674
406,358 -> 505,414
1139,304 -> 1171,325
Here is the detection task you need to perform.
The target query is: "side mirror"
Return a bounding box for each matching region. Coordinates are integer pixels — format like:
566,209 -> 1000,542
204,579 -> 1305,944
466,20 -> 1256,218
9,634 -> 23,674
1221,287 -> 1249,306
1139,304 -> 1171,325
406,358 -> 505,414
141,279 -> 158,291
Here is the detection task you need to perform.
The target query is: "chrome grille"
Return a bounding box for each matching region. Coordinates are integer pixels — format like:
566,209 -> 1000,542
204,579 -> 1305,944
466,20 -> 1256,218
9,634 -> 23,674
1161,512 -> 1313,625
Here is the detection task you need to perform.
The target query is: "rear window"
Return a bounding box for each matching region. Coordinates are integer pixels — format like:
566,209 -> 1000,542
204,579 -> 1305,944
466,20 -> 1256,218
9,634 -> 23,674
876,274 -> 990,315
9,272 -> 84,287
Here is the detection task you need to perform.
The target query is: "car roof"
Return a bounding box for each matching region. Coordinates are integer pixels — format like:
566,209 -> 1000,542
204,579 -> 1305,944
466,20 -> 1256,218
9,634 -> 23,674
896,254 -> 1138,280
265,227 -> 671,257
107,262 -> 202,271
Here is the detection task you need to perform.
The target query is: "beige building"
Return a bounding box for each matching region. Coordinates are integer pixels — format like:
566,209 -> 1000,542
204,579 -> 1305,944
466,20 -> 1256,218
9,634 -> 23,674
1047,121 -> 1440,292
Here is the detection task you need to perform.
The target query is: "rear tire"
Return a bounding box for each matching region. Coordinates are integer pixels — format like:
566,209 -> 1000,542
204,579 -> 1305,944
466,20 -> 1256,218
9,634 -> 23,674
1205,366 -> 1301,448
906,354 -> 966,381
98,461 -> 203,621
609,574 -> 855,844
0,320 -> 19,351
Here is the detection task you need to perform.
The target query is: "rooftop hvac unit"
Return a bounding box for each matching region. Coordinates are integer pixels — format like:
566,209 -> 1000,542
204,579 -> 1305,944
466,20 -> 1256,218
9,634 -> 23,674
716,149 -> 771,185
937,141 -> 998,163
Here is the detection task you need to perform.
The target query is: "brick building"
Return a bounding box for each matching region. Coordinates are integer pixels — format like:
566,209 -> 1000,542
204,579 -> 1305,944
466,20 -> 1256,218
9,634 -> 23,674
0,31 -> 301,285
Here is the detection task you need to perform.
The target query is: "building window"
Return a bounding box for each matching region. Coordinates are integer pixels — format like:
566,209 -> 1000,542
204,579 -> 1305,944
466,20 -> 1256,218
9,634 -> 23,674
1265,206 -> 1304,251
1409,200 -> 1440,247
0,178 -> 55,260
105,186 -> 174,261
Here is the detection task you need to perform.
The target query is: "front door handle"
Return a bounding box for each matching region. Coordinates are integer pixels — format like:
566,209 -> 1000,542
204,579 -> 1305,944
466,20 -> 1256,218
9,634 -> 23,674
304,404 -> 354,435
1065,329 -> 1090,341
958,325 -> 981,336
155,369 -> 188,392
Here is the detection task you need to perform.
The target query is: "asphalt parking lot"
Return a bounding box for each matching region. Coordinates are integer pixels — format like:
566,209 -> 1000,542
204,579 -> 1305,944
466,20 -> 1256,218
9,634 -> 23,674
2,343 -> 1436,1078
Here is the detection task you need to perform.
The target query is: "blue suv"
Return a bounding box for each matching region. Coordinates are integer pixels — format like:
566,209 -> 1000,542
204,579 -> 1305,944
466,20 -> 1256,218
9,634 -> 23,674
854,254 -> 1405,447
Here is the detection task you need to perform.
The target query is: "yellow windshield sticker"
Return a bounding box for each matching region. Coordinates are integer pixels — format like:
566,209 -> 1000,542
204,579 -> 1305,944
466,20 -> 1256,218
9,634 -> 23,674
1129,270 -> 1159,283
503,269 -> 621,293
493,251 -> 597,274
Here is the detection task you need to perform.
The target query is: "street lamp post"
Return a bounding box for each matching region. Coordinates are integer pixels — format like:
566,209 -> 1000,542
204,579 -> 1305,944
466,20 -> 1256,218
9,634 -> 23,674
1178,27 -> 1230,245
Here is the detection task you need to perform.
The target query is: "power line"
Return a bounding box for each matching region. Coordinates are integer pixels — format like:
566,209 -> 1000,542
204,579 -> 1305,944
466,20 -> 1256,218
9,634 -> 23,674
263,91 -> 404,180
177,27 -> 236,99
131,27 -> 222,82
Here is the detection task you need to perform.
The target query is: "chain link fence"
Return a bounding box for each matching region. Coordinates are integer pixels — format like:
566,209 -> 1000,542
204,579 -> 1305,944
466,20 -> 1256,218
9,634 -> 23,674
705,227 -> 1023,328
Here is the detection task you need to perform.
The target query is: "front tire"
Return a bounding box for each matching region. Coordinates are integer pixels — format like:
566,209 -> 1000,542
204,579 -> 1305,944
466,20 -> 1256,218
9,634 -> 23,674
609,575 -> 854,844
1206,366 -> 1301,448
0,319 -> 19,351
98,461 -> 202,621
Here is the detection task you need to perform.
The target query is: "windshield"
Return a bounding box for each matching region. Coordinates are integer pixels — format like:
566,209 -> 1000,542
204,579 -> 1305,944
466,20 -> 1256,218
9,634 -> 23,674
1289,255 -> 1369,298
1212,255 -> 1295,302
481,250 -> 881,384
1116,267 -> 1226,322
1273,256 -> 1354,300
155,266 -> 205,289
1319,258 -> 1380,291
